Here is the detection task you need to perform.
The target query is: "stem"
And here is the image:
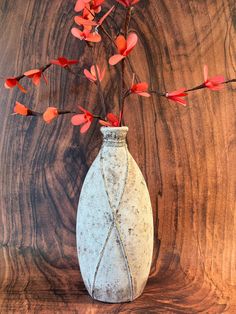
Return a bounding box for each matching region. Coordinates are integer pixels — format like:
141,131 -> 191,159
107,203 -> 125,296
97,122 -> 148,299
99,24 -> 117,47
94,64 -> 106,115
21,109 -> 107,122
86,6 -> 116,47
148,90 -> 166,97
104,4 -> 120,35
223,78 -> 236,84
185,83 -> 205,92
93,114 -> 107,121
119,7 -> 132,126
185,78 -> 236,93
58,110 -> 77,114
16,63 -> 52,81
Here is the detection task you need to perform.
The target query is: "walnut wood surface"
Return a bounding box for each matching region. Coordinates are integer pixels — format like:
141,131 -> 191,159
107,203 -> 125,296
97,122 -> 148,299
0,0 -> 235,313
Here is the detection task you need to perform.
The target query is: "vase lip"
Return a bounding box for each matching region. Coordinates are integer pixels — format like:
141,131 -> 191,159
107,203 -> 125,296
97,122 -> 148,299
100,126 -> 128,131
100,126 -> 129,136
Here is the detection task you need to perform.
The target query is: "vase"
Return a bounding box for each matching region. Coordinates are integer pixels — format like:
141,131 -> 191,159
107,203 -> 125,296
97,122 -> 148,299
76,126 -> 154,303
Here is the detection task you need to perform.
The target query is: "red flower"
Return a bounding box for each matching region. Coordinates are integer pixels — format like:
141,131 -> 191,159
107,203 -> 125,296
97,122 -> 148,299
109,33 -> 138,65
71,106 -> 94,133
116,0 -> 140,7
130,82 -> 150,97
71,28 -> 101,42
13,101 -> 30,116
166,88 -> 188,106
43,107 -> 59,123
74,4 -> 96,30
99,113 -> 119,127
203,65 -> 225,91
50,57 -> 79,68
84,65 -> 105,82
4,77 -> 27,93
24,69 -> 47,86
90,0 -> 105,13
74,0 -> 91,12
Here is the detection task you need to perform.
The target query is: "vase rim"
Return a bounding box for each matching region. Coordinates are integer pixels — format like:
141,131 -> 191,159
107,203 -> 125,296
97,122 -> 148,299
100,126 -> 128,131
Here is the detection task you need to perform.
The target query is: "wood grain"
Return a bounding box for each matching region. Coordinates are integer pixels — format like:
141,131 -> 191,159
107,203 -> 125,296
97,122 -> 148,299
0,0 -> 235,312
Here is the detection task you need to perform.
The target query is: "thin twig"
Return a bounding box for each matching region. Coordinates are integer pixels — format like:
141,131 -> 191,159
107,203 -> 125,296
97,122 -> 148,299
99,24 -> 117,47
119,7 -> 132,126
94,64 -> 106,115
15,63 -> 52,81
14,109 -> 107,122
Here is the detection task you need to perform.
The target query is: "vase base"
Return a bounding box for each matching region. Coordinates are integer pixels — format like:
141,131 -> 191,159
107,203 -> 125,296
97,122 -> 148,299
89,289 -> 143,304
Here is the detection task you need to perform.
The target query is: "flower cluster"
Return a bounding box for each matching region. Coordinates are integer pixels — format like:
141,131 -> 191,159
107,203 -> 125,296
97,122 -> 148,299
4,0 -> 230,135
71,0 -> 114,43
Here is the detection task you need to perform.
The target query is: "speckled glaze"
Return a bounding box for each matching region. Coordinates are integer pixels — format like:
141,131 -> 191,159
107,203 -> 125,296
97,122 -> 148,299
76,127 -> 154,303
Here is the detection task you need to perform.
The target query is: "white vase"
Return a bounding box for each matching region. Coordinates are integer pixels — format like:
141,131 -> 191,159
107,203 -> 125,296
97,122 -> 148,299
76,126 -> 154,303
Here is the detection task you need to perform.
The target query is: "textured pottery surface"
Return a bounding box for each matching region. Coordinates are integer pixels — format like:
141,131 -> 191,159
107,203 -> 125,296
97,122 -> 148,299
76,127 -> 154,303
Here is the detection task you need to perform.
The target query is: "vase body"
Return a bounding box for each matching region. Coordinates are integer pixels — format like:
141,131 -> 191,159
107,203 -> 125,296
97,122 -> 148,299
76,127 -> 154,303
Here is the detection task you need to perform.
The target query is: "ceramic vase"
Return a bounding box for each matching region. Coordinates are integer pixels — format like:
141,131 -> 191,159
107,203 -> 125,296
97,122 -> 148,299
76,126 -> 154,303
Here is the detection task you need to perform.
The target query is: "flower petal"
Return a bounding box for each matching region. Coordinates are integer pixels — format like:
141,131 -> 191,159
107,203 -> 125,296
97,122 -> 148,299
71,114 -> 86,126
86,32 -> 102,42
206,83 -> 224,91
14,101 -> 29,116
78,106 -> 88,114
169,96 -> 187,106
50,59 -> 61,66
209,75 -> 225,85
32,73 -> 41,86
90,65 -> 97,77
4,78 -> 17,88
98,5 -> 114,25
74,16 -> 97,26
99,119 -> 111,126
167,88 -> 187,97
74,0 -> 90,12
133,82 -> 148,91
203,64 -> 208,82
109,54 -> 125,65
80,120 -> 92,133
107,113 -> 119,126
67,59 -> 79,65
125,32 -> 138,54
24,69 -> 41,77
115,35 -> 126,54
43,107 -> 59,123
84,69 -> 96,82
16,82 -> 27,93
71,28 -> 84,40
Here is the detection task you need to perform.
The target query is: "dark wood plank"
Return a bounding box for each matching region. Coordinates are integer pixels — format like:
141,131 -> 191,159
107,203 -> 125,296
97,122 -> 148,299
0,0 -> 235,312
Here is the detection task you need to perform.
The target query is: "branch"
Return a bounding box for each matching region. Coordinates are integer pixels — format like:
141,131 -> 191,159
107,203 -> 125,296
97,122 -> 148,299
15,63 -> 52,82
15,108 -> 107,122
94,64 -> 106,115
119,7 -> 132,126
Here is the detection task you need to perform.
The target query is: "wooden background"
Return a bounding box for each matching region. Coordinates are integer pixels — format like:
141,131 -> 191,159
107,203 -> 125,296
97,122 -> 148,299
0,0 -> 235,313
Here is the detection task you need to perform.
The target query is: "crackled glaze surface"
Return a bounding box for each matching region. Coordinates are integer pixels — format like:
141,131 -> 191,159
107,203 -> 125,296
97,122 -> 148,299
76,127 -> 154,303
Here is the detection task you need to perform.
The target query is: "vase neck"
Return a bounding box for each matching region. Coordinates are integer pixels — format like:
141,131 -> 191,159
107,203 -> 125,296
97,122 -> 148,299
101,127 -> 128,147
